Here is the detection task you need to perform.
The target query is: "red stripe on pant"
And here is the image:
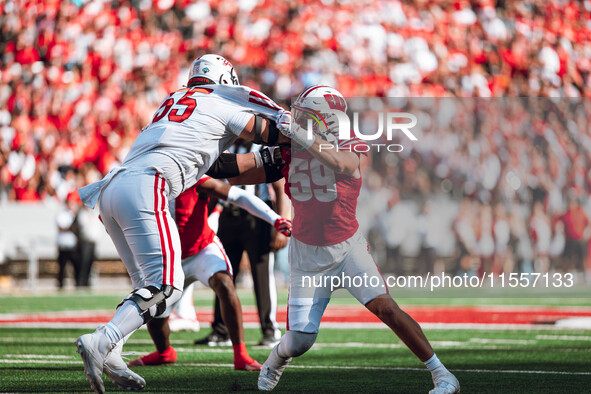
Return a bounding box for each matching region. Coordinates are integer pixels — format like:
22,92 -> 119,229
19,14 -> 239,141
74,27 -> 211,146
286,290 -> 290,331
154,174 -> 170,285
160,175 -> 175,285
213,238 -> 233,278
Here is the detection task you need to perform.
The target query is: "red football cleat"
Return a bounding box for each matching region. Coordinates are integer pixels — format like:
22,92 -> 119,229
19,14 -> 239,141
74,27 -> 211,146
128,346 -> 177,366
235,358 -> 262,371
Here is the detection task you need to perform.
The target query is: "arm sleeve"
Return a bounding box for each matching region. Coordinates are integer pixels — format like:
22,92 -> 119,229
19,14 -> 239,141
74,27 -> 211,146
206,153 -> 240,178
264,162 -> 285,183
226,186 -> 280,225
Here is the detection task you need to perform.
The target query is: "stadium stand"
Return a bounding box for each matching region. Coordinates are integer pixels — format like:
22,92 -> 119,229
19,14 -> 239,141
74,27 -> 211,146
1,0 -> 590,285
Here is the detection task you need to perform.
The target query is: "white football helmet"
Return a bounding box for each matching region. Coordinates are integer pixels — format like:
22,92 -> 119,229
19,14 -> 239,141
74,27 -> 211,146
292,85 -> 347,141
188,54 -> 239,86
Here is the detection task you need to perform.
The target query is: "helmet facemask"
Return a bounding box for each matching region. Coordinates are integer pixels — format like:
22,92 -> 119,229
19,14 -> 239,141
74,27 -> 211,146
292,86 -> 347,145
292,104 -> 340,144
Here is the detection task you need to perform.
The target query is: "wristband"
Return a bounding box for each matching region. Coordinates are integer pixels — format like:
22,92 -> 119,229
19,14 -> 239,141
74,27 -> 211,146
253,151 -> 264,168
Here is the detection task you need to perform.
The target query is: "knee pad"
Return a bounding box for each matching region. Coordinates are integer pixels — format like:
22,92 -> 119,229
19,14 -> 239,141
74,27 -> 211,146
156,287 -> 182,319
278,331 -> 317,358
118,285 -> 179,323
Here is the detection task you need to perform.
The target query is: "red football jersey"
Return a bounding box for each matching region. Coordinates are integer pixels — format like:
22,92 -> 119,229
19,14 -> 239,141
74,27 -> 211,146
175,176 -> 215,259
281,139 -> 365,246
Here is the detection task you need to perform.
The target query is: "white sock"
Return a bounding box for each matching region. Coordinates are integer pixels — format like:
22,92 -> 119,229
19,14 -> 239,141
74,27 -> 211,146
276,331 -> 316,359
109,300 -> 145,338
424,354 -> 443,371
425,354 -> 449,381
103,322 -> 123,344
267,345 -> 290,369
176,284 -> 196,320
115,332 -> 132,348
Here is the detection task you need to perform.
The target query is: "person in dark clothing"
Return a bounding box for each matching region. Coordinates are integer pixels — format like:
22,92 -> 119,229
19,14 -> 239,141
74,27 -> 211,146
56,193 -> 81,289
196,141 -> 290,347
75,205 -> 101,288
559,197 -> 590,273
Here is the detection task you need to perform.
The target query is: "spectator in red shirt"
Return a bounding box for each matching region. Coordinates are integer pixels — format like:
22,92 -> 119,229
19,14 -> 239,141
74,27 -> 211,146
558,197 -> 589,272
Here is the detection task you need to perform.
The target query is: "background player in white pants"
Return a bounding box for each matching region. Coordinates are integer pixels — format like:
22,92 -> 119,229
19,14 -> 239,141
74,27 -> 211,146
195,139 -> 288,348
168,282 -> 201,332
229,86 -> 460,393
127,175 -> 291,371
75,54 -> 291,394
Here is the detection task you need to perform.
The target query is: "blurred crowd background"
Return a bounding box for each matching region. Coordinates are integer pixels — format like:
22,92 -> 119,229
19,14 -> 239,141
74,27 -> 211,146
357,98 -> 590,279
1,0 -> 590,279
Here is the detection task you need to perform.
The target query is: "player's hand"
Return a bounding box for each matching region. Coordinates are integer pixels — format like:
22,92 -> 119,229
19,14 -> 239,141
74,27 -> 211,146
270,231 -> 289,251
275,109 -> 292,136
276,109 -> 314,150
274,217 -> 292,237
259,146 -> 284,166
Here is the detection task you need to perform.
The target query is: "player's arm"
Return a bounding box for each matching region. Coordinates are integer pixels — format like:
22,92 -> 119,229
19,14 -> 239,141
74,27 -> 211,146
270,178 -> 291,250
206,146 -> 281,179
273,178 -> 291,221
206,152 -> 257,179
227,167 -> 267,185
196,178 -> 291,236
227,161 -> 285,185
306,139 -> 360,178
227,87 -> 291,146
237,115 -> 291,146
226,147 -> 285,185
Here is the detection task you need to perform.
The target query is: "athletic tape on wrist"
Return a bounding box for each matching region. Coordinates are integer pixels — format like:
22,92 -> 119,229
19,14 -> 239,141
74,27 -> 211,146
253,151 -> 263,168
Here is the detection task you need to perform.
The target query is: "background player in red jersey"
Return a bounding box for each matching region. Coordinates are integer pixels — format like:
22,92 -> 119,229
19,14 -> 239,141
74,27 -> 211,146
124,174 -> 291,372
229,86 -> 459,393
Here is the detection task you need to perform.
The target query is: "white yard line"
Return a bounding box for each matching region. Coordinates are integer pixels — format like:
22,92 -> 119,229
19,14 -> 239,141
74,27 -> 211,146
311,342 -> 404,349
0,359 -> 81,365
536,334 -> 591,341
1,359 -> 588,376
177,363 -> 591,376
167,347 -> 233,353
468,338 -> 537,345
1,336 -> 589,351
4,354 -> 72,359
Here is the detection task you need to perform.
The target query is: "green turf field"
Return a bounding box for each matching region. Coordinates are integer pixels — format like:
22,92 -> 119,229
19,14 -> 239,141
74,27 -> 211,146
1,291 -> 590,393
2,286 -> 591,315
1,326 -> 590,393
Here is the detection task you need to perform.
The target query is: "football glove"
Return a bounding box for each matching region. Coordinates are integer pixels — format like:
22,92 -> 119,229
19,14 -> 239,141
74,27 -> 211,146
254,146 -> 284,168
275,109 -> 292,134
274,217 -> 292,237
275,109 -> 314,149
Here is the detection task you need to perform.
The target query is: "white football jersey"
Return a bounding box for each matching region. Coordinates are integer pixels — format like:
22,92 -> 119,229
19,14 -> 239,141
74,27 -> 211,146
121,84 -> 283,197
79,84 -> 283,209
